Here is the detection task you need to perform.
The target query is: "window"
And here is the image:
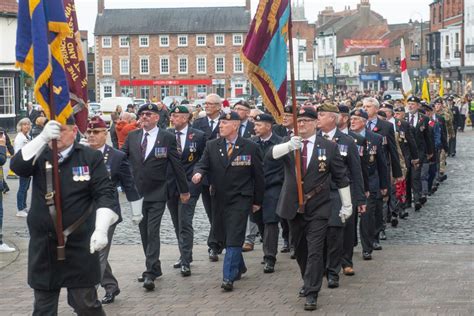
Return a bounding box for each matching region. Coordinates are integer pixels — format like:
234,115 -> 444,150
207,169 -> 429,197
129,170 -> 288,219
102,36 -> 111,48
160,57 -> 169,74
102,58 -> 112,75
120,58 -> 129,75
196,56 -> 207,74
197,85 -> 207,95
87,61 -> 94,74
119,36 -> 129,47
371,55 -> 377,66
140,86 -> 150,100
0,77 -> 14,115
215,34 -> 225,46
329,38 -> 333,51
363,56 -> 368,67
233,34 -> 243,45
445,35 -> 450,58
433,7 -> 436,24
179,85 -> 189,97
353,61 -> 357,74
178,57 -> 188,74
455,32 -> 460,53
140,57 -> 149,74
139,35 -> 149,47
178,35 -> 188,47
159,35 -> 169,47
233,55 -> 243,73
103,85 -> 113,98
161,85 -> 170,98
196,35 -> 206,46
215,56 -> 225,73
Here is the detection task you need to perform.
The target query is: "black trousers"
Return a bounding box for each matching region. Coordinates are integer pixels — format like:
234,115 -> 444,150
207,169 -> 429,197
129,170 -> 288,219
341,210 -> 357,268
139,200 -> 166,279
202,185 -> 221,252
289,214 -> 328,296
167,194 -> 198,265
324,226 -> 344,281
99,224 -> 119,295
263,223 -> 279,263
373,195 -> 384,243
33,288 -> 104,316
280,218 -> 290,242
360,194 -> 379,253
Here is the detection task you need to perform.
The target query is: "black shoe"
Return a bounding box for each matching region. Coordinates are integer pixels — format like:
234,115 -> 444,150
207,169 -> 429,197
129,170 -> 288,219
101,289 -> 120,304
304,295 -> 318,311
221,280 -> 233,292
399,211 -> 408,219
420,196 -> 427,205
235,266 -> 247,281
137,276 -> 144,282
263,262 -> 275,273
379,230 -> 387,240
415,202 -> 422,211
173,259 -> 182,269
362,252 -> 372,260
209,249 -> 219,262
143,277 -> 155,291
281,240 -> 290,253
180,265 -> 191,277
290,248 -> 296,259
391,217 -> 399,227
298,287 -> 305,297
439,174 -> 447,182
373,242 -> 382,250
327,278 -> 339,289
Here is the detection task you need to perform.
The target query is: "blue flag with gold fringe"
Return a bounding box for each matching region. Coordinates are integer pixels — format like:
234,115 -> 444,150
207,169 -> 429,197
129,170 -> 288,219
16,0 -> 72,124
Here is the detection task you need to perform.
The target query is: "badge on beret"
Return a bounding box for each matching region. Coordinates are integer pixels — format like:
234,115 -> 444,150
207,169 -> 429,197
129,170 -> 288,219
148,104 -> 153,110
175,108 -> 180,113
299,109 -> 305,114
226,113 -> 231,120
256,115 -> 260,120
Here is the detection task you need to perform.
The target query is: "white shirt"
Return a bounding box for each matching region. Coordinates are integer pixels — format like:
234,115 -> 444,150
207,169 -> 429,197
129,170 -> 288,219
388,117 -> 397,133
302,134 -> 316,169
59,143 -> 74,161
340,127 -> 349,135
409,112 -> 419,126
141,126 -> 159,159
208,117 -> 219,131
321,127 -> 337,141
98,145 -> 106,154
240,120 -> 248,137
14,132 -> 30,153
260,133 -> 272,142
175,125 -> 188,152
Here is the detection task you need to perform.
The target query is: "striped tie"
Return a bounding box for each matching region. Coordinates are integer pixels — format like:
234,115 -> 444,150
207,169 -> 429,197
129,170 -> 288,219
227,143 -> 234,157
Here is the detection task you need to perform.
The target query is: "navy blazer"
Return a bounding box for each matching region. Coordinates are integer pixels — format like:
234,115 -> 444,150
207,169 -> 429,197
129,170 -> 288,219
192,116 -> 220,140
365,130 -> 389,195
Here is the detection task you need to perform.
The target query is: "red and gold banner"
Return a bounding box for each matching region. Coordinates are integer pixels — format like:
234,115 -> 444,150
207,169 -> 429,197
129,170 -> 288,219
61,0 -> 88,133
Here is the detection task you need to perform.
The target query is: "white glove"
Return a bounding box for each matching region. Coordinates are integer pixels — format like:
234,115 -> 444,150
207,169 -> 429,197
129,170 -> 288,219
21,120 -> 61,162
90,207 -> 119,253
79,138 -> 89,147
272,136 -> 302,159
338,186 -> 353,223
130,198 -> 143,225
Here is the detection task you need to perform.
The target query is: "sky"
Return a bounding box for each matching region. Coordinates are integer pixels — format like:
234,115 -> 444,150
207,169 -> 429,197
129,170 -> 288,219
76,0 -> 432,46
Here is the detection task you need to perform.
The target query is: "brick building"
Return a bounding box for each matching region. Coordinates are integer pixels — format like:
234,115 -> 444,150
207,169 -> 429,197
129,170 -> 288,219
94,0 -> 251,102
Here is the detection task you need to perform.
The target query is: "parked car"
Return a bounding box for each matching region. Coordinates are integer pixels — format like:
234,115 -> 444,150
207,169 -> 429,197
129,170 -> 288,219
162,96 -> 185,108
133,98 -> 147,106
100,97 -> 134,123
88,102 -> 101,118
383,90 -> 404,101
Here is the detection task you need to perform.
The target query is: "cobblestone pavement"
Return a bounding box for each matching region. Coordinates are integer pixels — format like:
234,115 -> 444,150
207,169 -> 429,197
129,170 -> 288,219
0,131 -> 473,315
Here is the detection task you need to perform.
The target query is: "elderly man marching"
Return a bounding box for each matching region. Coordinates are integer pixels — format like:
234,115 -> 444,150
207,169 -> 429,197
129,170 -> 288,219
192,111 -> 264,292
270,107 -> 351,311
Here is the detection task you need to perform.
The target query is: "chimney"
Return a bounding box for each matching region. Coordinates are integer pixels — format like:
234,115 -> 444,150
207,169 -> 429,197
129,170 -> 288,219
245,0 -> 251,11
98,0 -> 105,15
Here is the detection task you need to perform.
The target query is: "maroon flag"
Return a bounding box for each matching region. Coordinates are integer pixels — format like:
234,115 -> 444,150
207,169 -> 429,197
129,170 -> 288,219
241,0 -> 290,124
61,0 -> 88,133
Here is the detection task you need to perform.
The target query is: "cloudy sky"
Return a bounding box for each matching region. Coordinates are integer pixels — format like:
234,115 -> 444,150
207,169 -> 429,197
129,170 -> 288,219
76,0 -> 432,45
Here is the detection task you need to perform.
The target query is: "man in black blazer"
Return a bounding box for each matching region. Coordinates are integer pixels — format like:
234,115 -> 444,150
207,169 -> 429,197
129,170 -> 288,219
85,116 -> 142,304
350,109 -> 388,260
192,111 -> 264,292
405,96 -> 434,211
167,106 -> 206,277
122,103 -> 190,291
192,93 -> 222,260
317,102 -> 365,289
271,107 -> 351,311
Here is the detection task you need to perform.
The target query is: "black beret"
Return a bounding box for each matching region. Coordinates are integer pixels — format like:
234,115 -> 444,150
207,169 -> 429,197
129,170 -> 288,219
297,107 -> 317,119
407,96 -> 420,103
394,106 -> 406,113
381,102 -> 394,110
180,99 -> 190,105
383,94 -> 392,101
170,105 -> 189,114
253,113 -> 274,123
284,105 -> 300,114
377,110 -> 387,118
234,100 -> 251,109
219,111 -> 241,121
350,109 -> 369,120
65,115 -> 76,126
337,104 -> 350,114
433,97 -> 443,104
138,103 -> 160,115
423,103 -> 433,111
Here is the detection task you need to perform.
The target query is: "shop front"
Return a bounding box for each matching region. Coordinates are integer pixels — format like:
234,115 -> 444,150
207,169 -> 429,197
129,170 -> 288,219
119,79 -> 213,101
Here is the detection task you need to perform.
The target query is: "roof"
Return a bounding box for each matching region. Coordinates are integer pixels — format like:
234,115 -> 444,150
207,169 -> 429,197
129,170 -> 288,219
0,0 -> 18,16
95,6 -> 251,36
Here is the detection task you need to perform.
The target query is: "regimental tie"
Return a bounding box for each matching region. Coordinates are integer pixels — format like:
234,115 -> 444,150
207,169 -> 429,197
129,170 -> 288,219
141,132 -> 149,161
227,142 -> 234,158
58,153 -> 64,164
323,134 -> 330,140
409,114 -> 415,127
301,140 -> 309,174
209,120 -> 214,131
176,131 -> 183,156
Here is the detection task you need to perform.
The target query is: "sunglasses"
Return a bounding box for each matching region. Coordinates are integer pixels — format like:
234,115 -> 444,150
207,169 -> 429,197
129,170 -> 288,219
86,130 -> 106,135
140,112 -> 154,117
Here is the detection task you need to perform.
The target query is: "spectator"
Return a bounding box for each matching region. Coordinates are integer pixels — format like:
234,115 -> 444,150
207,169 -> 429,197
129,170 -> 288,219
0,132 -> 15,252
109,112 -> 119,149
116,112 -> 139,148
126,104 -> 136,114
14,118 -> 32,218
115,105 -> 123,117
459,95 -> 469,132
156,102 -> 170,128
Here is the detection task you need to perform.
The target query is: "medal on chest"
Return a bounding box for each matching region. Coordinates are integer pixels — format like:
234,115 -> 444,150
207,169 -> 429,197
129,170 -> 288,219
338,144 -> 348,157
369,145 -> 377,163
72,166 -> 90,182
317,148 -> 327,172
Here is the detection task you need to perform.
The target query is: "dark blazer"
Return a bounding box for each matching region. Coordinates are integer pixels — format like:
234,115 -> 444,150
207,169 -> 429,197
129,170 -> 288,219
272,135 -> 349,221
240,120 -> 255,138
432,114 -> 449,152
167,126 -> 206,197
365,130 -> 389,195
0,128 -> 14,155
372,118 -> 402,178
122,127 -> 189,202
192,116 -> 220,140
11,142 -> 117,290
405,112 -> 434,163
109,122 -> 119,149
272,124 -> 292,138
349,130 -> 369,193
194,136 -> 264,246
395,118 -> 419,165
251,133 -> 284,224
102,144 -> 140,223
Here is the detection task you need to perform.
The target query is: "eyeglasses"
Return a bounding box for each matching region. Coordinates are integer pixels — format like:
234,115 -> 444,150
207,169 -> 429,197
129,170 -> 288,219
204,102 -> 220,106
297,119 -> 315,124
140,112 -> 154,117
86,130 -> 106,135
